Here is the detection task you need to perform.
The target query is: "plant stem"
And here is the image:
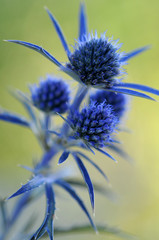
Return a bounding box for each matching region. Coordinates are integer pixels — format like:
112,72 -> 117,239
61,85 -> 88,136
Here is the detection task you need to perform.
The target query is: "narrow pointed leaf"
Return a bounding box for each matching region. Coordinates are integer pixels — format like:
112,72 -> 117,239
6,40 -> 62,67
0,109 -> 30,127
114,82 -> 159,96
30,184 -> 55,240
108,144 -> 133,163
84,142 -> 95,155
108,87 -> 155,101
75,151 -> 108,182
58,151 -> 70,164
19,165 -> 34,173
8,175 -> 45,199
66,179 -> 117,201
11,90 -> 37,123
45,8 -> 70,56
6,41 -> 80,82
56,112 -> 73,129
55,180 -> 97,232
120,46 -> 149,62
72,153 -> 94,210
95,147 -> 117,162
79,3 -> 88,41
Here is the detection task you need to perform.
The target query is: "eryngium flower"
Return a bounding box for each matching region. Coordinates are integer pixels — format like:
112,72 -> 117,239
30,76 -> 70,113
90,90 -> 127,119
66,34 -> 123,87
6,4 -> 159,100
69,102 -> 118,148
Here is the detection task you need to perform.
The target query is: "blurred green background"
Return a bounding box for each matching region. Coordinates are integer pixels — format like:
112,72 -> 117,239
1,0 -> 159,239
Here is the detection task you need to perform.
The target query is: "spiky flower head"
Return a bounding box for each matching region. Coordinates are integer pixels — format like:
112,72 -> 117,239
68,102 -> 118,148
30,76 -> 70,113
7,4 -> 159,100
67,33 -> 124,88
90,90 -> 127,119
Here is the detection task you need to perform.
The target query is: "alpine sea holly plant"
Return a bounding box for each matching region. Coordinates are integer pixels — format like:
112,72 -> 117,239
0,2 -> 159,240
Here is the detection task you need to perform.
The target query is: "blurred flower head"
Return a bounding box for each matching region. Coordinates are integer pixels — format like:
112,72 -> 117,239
90,90 -> 127,119
30,76 -> 70,113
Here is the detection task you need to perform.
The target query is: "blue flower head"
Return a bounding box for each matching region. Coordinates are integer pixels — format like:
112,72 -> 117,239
67,33 -> 124,88
30,76 -> 70,113
6,3 -> 159,100
90,90 -> 127,119
68,102 -> 118,148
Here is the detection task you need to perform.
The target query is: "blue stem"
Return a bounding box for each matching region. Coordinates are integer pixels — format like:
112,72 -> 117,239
61,85 -> 88,136
35,146 -> 59,171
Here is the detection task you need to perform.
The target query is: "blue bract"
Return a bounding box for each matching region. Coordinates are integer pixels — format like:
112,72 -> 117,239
30,76 -> 70,113
90,90 -> 127,119
69,102 -> 118,148
6,4 -> 159,100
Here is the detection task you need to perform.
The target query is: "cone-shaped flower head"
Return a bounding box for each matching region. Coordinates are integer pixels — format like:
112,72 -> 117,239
67,34 -> 124,88
90,90 -> 127,119
69,102 -> 118,148
30,76 -> 70,113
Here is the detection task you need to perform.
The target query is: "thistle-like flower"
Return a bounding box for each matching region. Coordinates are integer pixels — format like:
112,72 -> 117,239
6,3 -> 159,100
66,34 -> 123,88
68,102 -> 118,149
90,90 -> 127,119
30,76 -> 70,113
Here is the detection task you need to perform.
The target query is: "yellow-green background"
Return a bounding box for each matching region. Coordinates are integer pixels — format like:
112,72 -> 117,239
1,0 -> 159,239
